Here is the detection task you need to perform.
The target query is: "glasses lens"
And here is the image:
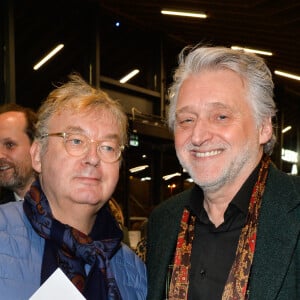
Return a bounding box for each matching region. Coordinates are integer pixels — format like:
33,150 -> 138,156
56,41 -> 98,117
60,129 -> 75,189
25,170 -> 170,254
64,133 -> 122,162
98,141 -> 120,163
64,134 -> 88,156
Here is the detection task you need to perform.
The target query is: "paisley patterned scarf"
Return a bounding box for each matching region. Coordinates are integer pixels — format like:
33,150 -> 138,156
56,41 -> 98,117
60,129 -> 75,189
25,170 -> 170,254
23,180 -> 123,300
168,155 -> 271,300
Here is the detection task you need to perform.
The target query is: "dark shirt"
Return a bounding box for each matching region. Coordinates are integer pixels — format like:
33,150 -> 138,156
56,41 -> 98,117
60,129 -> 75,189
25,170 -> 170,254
0,188 -> 16,204
187,165 -> 259,300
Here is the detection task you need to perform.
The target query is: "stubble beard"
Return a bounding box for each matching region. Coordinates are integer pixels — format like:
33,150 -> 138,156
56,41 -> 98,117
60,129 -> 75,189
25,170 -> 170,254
176,144 -> 252,194
0,166 -> 32,190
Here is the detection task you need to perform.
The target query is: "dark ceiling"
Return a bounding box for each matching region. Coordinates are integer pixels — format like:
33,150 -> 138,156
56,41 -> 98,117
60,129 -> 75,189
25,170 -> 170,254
98,0 -> 300,74
8,0 -> 300,150
98,1 -> 300,75
97,0 -> 300,123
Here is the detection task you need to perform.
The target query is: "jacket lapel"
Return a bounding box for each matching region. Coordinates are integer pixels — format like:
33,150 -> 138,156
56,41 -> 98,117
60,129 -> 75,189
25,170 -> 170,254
249,165 -> 300,299
147,189 -> 191,299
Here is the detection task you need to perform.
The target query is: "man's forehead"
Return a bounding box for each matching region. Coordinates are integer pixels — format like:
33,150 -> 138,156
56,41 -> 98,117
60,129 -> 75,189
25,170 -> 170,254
0,112 -> 28,137
0,111 -> 26,122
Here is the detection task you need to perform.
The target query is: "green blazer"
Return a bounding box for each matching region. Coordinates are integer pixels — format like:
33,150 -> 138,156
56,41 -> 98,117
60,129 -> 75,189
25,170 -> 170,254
146,164 -> 300,300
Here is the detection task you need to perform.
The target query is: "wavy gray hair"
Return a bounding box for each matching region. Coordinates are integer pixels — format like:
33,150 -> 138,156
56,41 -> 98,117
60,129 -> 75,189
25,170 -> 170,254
168,45 -> 277,155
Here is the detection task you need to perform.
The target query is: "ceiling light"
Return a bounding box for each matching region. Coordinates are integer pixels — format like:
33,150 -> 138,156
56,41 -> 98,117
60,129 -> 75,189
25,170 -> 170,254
274,70 -> 300,81
33,44 -> 64,70
161,10 -> 207,19
163,172 -> 181,181
291,164 -> 298,175
231,46 -> 272,56
282,126 -> 292,133
282,148 -> 298,163
119,69 -> 140,84
185,178 -> 194,183
129,165 -> 149,173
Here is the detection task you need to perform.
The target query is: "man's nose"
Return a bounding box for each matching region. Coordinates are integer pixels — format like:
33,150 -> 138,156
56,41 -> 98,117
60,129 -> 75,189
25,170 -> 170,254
191,119 -> 213,145
0,146 -> 9,158
82,142 -> 101,166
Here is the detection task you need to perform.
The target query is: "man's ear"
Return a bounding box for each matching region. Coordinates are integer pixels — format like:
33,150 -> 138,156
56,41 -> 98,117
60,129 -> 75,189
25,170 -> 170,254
259,117 -> 273,145
30,141 -> 42,173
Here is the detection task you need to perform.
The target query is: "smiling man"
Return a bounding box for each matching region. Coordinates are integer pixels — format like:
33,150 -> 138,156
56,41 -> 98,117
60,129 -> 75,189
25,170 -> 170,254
0,103 -> 37,203
0,74 -> 147,299
146,45 -> 300,300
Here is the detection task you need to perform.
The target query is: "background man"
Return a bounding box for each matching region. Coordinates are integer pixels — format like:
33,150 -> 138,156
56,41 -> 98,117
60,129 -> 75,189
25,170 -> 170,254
0,103 -> 37,203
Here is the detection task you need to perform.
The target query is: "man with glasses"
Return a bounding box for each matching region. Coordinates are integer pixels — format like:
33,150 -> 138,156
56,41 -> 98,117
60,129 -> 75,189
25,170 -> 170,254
0,74 -> 147,299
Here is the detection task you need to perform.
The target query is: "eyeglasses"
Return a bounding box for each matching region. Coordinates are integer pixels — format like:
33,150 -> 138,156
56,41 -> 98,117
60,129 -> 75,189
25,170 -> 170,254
41,132 -> 124,163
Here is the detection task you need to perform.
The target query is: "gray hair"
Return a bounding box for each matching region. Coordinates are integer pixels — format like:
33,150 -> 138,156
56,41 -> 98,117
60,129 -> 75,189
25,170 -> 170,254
168,45 -> 277,155
35,73 -> 128,153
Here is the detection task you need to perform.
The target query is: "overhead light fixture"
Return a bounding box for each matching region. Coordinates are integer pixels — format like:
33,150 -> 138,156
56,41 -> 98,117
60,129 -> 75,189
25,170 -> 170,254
274,70 -> 300,81
141,177 -> 151,181
185,178 -> 194,183
231,46 -> 272,56
161,10 -> 207,19
291,164 -> 298,175
119,69 -> 140,84
282,125 -> 292,133
129,165 -> 149,173
282,148 -> 298,163
163,172 -> 181,181
33,44 -> 64,70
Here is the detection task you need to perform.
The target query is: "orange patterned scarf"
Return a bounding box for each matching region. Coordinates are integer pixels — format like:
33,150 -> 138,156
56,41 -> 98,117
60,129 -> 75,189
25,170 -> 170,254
168,156 -> 270,300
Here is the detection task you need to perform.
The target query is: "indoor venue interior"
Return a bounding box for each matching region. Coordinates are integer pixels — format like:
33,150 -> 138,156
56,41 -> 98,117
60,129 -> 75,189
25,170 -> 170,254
1,0 -> 300,248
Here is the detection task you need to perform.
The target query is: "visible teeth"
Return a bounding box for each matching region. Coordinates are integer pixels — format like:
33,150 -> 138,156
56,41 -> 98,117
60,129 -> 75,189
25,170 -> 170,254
0,166 -> 10,171
195,150 -> 221,157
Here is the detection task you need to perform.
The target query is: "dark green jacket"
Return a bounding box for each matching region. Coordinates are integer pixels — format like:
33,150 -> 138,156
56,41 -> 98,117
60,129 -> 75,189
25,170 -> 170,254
146,164 -> 300,300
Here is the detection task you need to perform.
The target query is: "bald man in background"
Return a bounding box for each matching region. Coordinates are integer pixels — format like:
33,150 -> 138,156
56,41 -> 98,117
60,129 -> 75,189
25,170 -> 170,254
0,103 -> 37,203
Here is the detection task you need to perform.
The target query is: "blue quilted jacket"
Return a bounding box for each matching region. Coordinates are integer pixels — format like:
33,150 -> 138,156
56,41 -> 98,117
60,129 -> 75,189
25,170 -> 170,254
0,202 -> 147,300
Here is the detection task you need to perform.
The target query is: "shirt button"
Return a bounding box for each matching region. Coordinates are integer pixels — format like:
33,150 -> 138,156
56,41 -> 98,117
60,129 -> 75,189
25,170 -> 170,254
200,269 -> 206,278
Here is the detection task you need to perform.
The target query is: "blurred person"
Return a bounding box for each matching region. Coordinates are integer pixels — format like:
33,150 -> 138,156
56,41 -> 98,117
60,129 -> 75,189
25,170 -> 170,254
0,74 -> 147,299
0,103 -> 37,203
146,45 -> 300,300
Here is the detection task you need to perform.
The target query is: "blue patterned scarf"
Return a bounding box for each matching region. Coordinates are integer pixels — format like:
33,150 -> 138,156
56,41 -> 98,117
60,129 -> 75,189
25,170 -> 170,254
23,179 -> 123,300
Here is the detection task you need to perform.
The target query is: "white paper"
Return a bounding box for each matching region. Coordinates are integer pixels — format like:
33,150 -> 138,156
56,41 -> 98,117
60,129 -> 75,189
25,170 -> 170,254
29,268 -> 86,300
